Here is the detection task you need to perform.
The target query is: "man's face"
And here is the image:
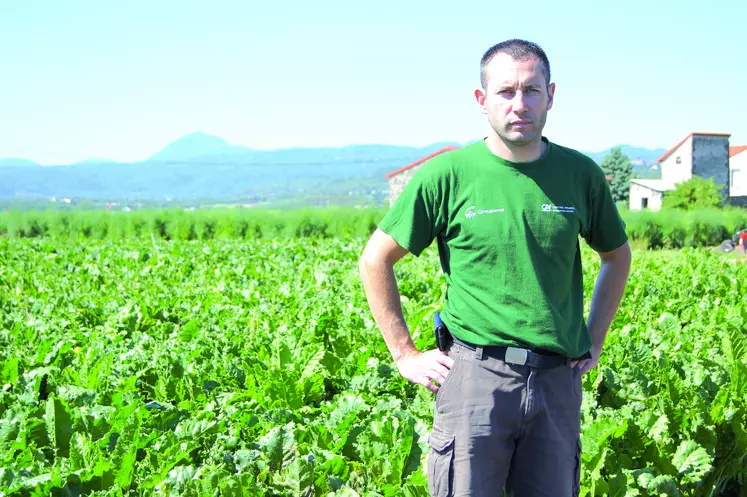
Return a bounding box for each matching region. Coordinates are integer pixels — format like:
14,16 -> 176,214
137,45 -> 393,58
475,53 -> 555,147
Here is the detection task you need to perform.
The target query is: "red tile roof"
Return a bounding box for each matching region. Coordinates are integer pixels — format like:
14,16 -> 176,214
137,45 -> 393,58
385,146 -> 459,178
729,145 -> 747,158
657,132 -> 731,163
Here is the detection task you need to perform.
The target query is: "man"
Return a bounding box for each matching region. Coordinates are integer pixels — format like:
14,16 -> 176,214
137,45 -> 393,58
358,39 -> 631,496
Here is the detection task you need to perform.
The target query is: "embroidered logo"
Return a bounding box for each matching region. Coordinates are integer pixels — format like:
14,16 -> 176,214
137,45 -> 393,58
465,205 -> 504,219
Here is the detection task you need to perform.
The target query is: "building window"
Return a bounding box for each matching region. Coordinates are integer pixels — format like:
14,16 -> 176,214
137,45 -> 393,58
675,157 -> 681,164
642,198 -> 649,209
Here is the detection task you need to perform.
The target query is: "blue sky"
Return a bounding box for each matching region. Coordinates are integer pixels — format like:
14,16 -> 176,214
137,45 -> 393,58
1,0 -> 745,164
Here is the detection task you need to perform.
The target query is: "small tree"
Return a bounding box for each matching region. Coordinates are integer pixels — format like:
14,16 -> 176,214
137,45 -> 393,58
662,176 -> 724,210
599,147 -> 632,203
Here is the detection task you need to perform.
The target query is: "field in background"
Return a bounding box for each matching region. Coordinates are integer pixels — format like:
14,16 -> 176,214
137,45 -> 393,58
0,236 -> 745,496
1,207 -> 747,251
0,207 -> 388,241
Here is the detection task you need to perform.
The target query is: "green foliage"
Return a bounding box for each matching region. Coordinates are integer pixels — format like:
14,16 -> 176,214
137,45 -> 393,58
622,207 -> 747,249
0,235 -> 745,495
662,176 -> 725,210
577,248 -> 747,496
599,147 -> 632,203
0,207 -> 387,241
7,206 -> 747,254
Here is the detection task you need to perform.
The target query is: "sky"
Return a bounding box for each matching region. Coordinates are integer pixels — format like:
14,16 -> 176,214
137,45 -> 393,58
1,0 -> 746,165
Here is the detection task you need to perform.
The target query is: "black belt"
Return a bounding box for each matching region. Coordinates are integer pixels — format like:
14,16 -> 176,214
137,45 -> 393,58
450,333 -> 573,369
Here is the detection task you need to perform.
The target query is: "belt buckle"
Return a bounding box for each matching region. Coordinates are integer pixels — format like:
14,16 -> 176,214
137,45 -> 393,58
505,347 -> 528,366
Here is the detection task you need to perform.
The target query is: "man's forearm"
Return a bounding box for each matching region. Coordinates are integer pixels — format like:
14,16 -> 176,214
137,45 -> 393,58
587,244 -> 632,351
359,258 -> 418,362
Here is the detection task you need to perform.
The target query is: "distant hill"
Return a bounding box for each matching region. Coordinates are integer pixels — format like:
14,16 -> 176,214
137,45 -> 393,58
150,132 -> 250,162
0,158 -> 40,167
76,158 -> 119,165
584,145 -> 666,164
0,133 -> 667,206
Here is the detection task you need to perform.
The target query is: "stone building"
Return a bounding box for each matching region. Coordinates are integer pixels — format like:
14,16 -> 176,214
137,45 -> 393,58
729,146 -> 747,199
385,146 -> 458,206
629,132 -> 747,210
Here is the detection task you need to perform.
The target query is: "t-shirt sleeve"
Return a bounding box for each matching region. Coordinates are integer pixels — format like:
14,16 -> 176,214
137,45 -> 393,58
582,167 -> 629,253
377,163 -> 448,257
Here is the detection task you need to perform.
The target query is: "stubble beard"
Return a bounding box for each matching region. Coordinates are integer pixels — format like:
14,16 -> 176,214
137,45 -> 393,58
490,110 -> 547,148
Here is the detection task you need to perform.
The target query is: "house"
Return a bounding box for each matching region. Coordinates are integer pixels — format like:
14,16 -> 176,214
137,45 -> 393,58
729,146 -> 747,198
629,132 -> 747,210
385,146 -> 458,206
629,179 -> 675,210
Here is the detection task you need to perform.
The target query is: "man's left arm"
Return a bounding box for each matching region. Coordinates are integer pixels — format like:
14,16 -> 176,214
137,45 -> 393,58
569,241 -> 632,373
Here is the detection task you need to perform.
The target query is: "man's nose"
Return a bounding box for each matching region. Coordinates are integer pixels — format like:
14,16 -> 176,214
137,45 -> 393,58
512,91 -> 529,113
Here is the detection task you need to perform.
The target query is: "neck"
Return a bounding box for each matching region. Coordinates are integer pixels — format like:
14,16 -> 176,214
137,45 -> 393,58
484,132 -> 546,163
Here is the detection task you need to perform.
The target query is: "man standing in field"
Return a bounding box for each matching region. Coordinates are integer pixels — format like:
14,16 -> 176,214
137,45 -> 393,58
358,39 -> 632,496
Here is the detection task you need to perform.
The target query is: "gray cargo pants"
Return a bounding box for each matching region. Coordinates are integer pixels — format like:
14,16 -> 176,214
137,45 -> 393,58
427,340 -> 583,497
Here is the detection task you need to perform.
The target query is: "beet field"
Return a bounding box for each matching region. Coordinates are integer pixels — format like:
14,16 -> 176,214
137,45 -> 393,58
0,236 -> 745,496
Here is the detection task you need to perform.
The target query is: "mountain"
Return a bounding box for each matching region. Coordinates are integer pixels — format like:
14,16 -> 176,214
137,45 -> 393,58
0,158 -> 40,167
149,132 -> 251,162
585,145 -> 666,164
0,133 -> 666,206
0,135 -> 461,205
76,158 -> 119,166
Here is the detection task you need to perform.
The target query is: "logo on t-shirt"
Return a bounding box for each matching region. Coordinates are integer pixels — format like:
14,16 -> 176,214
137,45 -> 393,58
541,203 -> 576,214
465,205 -> 505,219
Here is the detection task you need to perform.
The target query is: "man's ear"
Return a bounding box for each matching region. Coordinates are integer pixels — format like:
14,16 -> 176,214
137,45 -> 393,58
474,88 -> 487,114
547,82 -> 556,110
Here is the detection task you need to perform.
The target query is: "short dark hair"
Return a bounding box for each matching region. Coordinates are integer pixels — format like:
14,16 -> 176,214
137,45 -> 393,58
480,39 -> 551,89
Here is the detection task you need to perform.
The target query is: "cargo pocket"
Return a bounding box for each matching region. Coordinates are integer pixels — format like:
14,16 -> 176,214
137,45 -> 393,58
427,425 -> 455,497
572,438 -> 582,497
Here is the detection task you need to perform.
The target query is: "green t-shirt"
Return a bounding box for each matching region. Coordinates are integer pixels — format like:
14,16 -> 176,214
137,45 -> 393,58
378,137 -> 628,358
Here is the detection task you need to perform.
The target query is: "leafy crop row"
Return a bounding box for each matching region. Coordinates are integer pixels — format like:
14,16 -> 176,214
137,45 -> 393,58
2,207 -> 747,250
0,208 -> 387,241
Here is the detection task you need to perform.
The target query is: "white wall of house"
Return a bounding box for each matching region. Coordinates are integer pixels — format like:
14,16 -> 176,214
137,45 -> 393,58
630,183 -> 665,211
730,151 -> 747,197
660,136 -> 693,184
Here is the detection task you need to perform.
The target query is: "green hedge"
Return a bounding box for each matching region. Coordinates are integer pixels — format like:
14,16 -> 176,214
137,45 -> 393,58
0,207 -> 387,241
623,207 -> 747,249
1,206 -> 746,248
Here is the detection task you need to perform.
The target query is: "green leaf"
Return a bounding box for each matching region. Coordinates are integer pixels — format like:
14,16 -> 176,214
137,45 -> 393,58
327,394 -> 368,434
0,467 -> 14,488
672,440 -> 713,485
179,321 -> 200,342
271,452 -> 314,497
116,448 -> 137,488
44,396 -> 74,457
1,357 -> 20,384
637,471 -> 654,489
647,414 -> 670,446
646,475 -> 679,496
200,467 -> 231,496
278,340 -> 293,370
69,431 -> 96,471
174,418 -> 217,440
607,473 -> 627,497
261,423 -> 296,472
